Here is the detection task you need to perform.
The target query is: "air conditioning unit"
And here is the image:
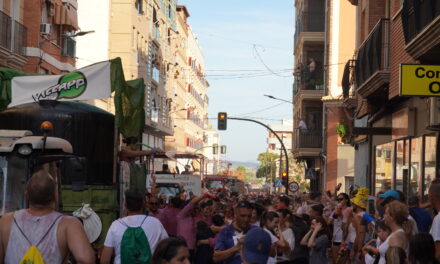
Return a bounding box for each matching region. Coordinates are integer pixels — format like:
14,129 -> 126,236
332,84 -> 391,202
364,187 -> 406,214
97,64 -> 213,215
40,23 -> 52,35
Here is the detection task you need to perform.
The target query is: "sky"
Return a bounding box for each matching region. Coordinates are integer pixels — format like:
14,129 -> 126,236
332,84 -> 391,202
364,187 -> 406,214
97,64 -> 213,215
179,0 -> 294,163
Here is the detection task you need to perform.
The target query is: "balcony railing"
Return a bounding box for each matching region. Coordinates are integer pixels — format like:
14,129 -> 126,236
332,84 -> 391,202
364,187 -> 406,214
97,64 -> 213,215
294,129 -> 322,148
402,0 -> 440,44
0,10 -> 12,50
62,36 -> 76,58
294,11 -> 325,45
355,19 -> 390,89
12,20 -> 27,56
0,11 -> 27,56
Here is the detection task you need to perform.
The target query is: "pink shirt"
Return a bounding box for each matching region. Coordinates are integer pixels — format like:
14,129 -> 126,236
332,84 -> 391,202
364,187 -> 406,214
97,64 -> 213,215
176,203 -> 212,250
158,207 -> 180,236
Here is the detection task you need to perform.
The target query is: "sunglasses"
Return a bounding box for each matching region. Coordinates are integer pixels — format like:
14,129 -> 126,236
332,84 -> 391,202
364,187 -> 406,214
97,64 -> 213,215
149,202 -> 159,205
337,198 -> 345,201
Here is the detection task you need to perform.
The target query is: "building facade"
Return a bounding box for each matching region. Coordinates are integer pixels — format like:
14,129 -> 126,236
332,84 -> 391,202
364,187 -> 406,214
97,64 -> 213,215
292,0 -> 326,192
1,0 -> 77,74
345,0 -> 440,199
164,5 -> 209,172
267,119 -> 293,155
76,0 -> 177,150
203,129 -> 221,175
267,119 -> 293,181
322,0 -> 356,193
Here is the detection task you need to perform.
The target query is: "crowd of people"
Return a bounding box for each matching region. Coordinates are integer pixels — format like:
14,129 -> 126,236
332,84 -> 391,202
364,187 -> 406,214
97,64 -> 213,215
2,171 -> 440,264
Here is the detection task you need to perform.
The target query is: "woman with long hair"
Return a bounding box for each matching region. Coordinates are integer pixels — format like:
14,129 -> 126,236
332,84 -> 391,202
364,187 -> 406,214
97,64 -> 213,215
385,246 -> 406,264
329,192 -> 351,264
260,211 -> 289,264
300,217 -> 330,264
276,209 -> 296,264
152,237 -> 190,264
383,200 -> 412,256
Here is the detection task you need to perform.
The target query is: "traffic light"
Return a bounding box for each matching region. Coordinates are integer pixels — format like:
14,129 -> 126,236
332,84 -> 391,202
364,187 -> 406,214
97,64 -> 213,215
281,172 -> 288,185
218,112 -> 227,130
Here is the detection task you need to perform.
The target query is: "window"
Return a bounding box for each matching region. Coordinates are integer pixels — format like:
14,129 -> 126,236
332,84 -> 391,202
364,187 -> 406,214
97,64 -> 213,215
168,4 -> 172,19
135,0 -> 143,15
375,142 -> 393,191
345,176 -> 354,194
395,140 -> 409,193
424,135 -> 437,197
410,137 -> 423,197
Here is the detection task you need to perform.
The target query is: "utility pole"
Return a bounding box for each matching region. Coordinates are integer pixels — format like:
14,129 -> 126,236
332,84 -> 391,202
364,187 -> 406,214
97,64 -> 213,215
228,117 -> 289,194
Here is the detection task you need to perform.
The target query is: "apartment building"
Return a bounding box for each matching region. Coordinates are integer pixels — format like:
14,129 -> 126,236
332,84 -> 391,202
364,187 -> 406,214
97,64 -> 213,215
292,0 -> 326,192
204,129 -> 221,175
346,0 -> 440,198
321,0 -> 356,193
267,119 -> 293,180
268,119 -> 293,154
164,5 -> 210,172
0,0 -> 77,73
76,0 -> 176,150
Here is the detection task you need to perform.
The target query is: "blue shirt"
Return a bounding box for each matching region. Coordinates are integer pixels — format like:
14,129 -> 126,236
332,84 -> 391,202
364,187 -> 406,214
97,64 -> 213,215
215,224 -> 256,264
409,207 -> 432,233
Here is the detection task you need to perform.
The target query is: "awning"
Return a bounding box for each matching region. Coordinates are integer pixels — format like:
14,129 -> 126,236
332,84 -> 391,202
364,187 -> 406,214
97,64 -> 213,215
53,2 -> 78,30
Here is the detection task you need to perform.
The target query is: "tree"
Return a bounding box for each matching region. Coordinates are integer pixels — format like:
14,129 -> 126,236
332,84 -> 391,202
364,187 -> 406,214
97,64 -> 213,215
236,166 -> 246,172
256,152 -> 279,183
288,154 -> 309,193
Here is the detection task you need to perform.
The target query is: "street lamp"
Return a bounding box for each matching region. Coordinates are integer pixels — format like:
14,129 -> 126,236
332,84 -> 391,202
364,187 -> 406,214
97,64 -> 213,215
73,30 -> 95,37
264,94 -> 293,104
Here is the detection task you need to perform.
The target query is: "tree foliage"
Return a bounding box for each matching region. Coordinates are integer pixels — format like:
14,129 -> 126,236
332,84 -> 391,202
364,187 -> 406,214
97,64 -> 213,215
256,152 -> 309,192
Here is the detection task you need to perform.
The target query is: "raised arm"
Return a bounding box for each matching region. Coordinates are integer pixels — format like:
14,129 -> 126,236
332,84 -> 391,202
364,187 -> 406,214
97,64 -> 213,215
64,217 -> 95,264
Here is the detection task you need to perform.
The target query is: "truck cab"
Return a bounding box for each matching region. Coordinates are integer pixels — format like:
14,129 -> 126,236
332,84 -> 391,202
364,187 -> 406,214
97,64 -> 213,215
0,128 -> 83,216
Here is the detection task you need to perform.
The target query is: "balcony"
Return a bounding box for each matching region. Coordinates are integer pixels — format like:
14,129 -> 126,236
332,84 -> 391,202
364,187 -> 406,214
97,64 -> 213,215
355,19 -> 390,99
402,0 -> 440,61
293,129 -> 322,158
294,84 -> 324,104
0,11 -> 27,69
153,25 -> 160,46
294,11 -> 325,52
62,36 -> 76,58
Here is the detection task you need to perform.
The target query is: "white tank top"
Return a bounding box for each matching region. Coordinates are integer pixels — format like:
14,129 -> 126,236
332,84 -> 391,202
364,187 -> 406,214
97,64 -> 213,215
378,228 -> 404,264
347,211 -> 365,243
4,209 -> 64,264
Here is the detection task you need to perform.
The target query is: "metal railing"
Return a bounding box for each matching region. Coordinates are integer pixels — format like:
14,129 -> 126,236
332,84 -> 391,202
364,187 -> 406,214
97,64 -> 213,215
0,12 -> 27,56
12,20 -> 27,56
62,36 -> 76,58
355,19 -> 390,88
294,11 -> 325,46
0,10 -> 11,50
402,0 -> 440,44
294,129 -> 322,148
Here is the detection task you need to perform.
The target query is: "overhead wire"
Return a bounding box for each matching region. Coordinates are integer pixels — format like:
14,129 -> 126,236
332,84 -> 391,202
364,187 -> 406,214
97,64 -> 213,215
252,44 -> 291,78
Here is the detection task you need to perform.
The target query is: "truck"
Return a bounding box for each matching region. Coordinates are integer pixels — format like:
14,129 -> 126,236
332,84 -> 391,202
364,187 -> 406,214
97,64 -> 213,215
205,175 -> 247,194
0,100 -> 117,245
0,100 -> 207,245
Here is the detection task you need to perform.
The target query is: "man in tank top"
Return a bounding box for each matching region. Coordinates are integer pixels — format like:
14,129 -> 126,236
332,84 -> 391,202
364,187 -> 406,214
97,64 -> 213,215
0,170 -> 95,264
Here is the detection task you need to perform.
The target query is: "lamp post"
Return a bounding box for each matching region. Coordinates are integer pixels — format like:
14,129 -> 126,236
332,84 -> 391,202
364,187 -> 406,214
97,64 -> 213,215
263,94 -> 293,105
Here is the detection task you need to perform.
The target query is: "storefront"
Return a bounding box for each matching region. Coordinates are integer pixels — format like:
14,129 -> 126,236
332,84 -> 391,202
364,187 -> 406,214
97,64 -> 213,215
372,99 -> 438,199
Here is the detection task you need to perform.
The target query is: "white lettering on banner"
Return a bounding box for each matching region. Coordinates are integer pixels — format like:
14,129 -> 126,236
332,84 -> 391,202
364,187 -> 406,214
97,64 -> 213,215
9,61 -> 111,107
